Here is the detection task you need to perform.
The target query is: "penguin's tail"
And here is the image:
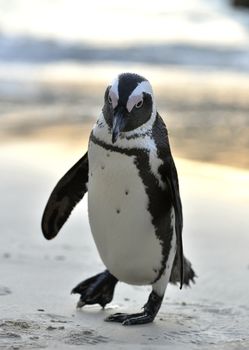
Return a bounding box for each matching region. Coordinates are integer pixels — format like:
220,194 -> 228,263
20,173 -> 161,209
170,255 -> 196,287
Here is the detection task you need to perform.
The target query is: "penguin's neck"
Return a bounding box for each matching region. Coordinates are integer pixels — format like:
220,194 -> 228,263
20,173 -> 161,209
91,111 -> 166,190
92,112 -> 157,151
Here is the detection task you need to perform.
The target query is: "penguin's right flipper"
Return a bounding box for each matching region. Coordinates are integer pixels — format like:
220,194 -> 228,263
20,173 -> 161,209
71,270 -> 118,308
41,152 -> 88,240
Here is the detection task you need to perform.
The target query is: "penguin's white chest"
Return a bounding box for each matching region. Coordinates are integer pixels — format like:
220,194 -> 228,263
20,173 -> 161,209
87,141 -> 163,285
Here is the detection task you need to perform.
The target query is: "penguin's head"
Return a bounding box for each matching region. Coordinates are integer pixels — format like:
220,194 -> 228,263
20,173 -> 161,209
102,73 -> 155,143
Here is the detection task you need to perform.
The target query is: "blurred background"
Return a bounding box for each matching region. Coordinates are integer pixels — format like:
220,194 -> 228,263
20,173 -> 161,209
0,0 -> 249,168
0,1 -> 249,348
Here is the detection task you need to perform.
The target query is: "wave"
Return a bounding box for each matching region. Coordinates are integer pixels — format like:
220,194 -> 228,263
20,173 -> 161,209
0,33 -> 249,72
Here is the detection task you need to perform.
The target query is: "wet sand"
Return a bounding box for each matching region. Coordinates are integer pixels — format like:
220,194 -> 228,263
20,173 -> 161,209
0,134 -> 249,349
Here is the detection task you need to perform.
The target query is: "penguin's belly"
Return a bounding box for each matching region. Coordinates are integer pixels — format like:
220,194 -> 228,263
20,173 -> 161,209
88,142 -> 163,285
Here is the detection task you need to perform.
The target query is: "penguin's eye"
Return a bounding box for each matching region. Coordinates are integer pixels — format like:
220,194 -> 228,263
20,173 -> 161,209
135,99 -> 143,109
108,95 -> 112,104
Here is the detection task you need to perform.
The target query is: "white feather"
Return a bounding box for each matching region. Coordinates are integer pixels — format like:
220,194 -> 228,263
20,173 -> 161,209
126,81 -> 154,112
88,141 -> 162,285
92,113 -> 164,189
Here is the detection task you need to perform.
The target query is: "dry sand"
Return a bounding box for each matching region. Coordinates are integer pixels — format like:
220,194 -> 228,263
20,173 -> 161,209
0,136 -> 249,349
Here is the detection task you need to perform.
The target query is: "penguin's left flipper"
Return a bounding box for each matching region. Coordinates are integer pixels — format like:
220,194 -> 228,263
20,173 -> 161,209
41,152 -> 88,240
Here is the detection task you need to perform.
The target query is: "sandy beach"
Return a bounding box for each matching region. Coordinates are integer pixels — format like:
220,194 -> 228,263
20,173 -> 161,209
0,124 -> 249,349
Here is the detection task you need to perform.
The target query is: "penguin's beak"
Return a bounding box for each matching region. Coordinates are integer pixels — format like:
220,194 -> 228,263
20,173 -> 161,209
112,106 -> 126,144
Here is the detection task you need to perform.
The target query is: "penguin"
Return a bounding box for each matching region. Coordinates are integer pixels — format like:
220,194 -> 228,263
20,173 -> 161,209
41,72 -> 195,326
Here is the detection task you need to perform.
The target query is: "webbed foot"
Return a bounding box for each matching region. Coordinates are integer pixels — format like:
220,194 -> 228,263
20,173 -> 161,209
71,270 -> 118,308
105,291 -> 163,326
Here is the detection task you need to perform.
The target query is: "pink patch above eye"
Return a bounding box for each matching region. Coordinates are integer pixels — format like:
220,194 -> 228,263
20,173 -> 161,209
127,95 -> 143,112
109,90 -> 118,109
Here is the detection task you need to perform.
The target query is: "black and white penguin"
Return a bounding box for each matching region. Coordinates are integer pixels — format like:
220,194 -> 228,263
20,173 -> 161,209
41,73 -> 195,326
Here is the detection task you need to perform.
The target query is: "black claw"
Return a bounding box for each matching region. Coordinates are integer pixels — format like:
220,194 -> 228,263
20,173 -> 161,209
105,291 -> 163,326
105,311 -> 154,326
105,313 -> 128,323
72,270 -> 118,308
123,314 -> 154,326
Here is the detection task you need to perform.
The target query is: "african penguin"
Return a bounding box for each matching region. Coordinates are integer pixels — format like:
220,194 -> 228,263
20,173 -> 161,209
41,72 -> 196,326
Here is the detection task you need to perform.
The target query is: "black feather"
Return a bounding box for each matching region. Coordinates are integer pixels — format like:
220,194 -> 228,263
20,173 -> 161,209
152,114 -> 184,288
41,152 -> 88,240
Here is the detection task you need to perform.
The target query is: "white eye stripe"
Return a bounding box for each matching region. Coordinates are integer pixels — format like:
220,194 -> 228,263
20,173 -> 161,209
127,81 -> 153,112
131,81 -> 153,98
107,76 -> 119,109
127,95 -> 145,112
111,77 -> 119,97
108,89 -> 118,109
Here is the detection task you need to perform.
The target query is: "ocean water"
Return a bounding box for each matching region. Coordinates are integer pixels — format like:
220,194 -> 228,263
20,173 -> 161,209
0,0 -> 249,70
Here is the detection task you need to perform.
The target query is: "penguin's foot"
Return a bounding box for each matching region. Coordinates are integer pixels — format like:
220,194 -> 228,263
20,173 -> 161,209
105,311 -> 154,325
105,291 -> 163,326
71,270 -> 118,309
